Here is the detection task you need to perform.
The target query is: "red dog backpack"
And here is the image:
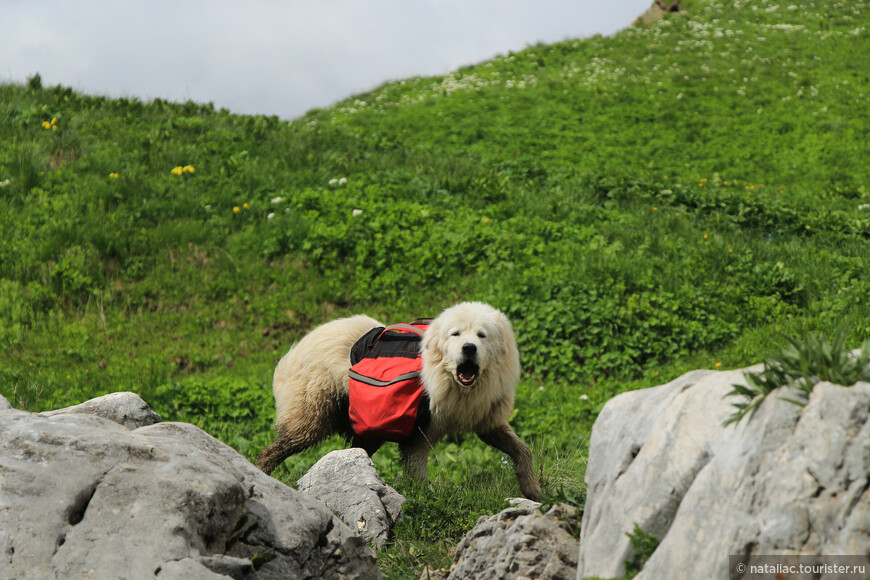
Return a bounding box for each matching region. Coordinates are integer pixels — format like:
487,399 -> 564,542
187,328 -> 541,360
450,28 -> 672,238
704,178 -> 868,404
348,320 -> 432,440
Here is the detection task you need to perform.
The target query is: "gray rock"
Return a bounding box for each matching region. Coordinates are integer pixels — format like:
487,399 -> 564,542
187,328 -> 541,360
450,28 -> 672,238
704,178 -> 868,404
578,368 -> 725,578
40,391 -> 162,429
153,558 -> 232,579
0,404 -> 380,580
577,367 -> 870,579
506,497 -> 542,510
298,448 -> 405,549
425,503 -> 579,580
0,393 -> 10,410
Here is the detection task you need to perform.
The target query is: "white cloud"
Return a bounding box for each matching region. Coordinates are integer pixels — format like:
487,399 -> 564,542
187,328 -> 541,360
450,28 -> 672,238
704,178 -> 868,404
0,0 -> 650,119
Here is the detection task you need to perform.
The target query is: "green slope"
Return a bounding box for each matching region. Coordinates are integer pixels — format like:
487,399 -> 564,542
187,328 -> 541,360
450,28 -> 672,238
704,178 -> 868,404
326,0 -> 868,192
1,0 -> 869,576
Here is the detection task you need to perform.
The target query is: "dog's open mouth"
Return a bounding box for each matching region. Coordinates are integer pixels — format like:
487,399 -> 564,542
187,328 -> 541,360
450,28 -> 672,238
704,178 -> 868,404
455,361 -> 480,387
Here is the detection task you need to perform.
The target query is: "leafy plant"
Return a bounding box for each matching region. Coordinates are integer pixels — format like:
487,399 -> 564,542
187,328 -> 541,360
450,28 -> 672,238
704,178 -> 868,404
26,72 -> 42,91
624,524 -> 660,578
725,328 -> 870,425
151,377 -> 275,460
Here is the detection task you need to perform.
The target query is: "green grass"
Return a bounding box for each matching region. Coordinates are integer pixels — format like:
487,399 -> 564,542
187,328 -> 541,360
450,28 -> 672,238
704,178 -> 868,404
1,0 -> 869,576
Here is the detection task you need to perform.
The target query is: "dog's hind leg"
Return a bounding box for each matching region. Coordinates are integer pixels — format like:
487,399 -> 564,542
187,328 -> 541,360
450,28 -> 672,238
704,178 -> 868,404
256,428 -> 321,475
477,424 -> 543,501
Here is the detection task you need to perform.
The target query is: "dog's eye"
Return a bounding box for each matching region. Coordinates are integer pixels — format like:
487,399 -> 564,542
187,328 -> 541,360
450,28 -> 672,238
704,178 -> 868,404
450,330 -> 461,337
477,331 -> 486,339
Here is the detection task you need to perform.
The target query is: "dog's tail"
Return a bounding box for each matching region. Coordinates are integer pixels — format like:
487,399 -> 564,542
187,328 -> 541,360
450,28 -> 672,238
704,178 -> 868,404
256,429 -> 322,474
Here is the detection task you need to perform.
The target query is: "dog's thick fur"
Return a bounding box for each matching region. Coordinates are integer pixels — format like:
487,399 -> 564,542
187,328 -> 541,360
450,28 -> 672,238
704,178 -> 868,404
256,302 -> 542,501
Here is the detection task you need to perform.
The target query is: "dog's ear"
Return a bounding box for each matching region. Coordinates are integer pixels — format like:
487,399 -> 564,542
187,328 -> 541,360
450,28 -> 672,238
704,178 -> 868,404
493,309 -> 520,360
421,322 -> 443,364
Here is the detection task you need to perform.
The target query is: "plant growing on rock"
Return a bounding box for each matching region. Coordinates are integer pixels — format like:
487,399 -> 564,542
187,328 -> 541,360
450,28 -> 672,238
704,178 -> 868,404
725,328 -> 870,425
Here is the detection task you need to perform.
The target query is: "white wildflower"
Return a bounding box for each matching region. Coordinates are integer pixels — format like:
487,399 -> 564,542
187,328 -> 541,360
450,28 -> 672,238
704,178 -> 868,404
271,196 -> 284,204
858,204 -> 870,211
0,178 -> 10,188
352,209 -> 363,217
338,177 -> 348,186
328,178 -> 338,186
580,394 -> 589,401
267,212 -> 275,220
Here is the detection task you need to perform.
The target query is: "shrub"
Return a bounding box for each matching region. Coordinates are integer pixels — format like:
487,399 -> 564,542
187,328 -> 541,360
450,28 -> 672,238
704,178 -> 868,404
725,328 -> 870,425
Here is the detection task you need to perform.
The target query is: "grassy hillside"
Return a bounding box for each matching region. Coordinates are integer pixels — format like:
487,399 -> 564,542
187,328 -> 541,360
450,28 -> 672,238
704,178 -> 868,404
1,0 -> 869,576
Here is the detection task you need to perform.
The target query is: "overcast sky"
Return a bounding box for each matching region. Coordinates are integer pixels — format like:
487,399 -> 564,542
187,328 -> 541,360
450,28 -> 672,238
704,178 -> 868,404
2,1 -> 650,120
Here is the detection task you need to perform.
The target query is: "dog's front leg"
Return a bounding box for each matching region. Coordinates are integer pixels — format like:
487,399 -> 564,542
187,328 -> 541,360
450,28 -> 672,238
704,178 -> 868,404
477,424 -> 543,501
399,429 -> 434,482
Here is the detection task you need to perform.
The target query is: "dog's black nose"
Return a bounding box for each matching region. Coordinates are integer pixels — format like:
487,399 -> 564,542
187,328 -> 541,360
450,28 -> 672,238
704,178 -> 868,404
462,343 -> 477,357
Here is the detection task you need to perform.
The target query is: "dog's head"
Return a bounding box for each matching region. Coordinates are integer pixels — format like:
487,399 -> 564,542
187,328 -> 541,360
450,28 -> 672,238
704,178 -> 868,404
421,302 -> 518,390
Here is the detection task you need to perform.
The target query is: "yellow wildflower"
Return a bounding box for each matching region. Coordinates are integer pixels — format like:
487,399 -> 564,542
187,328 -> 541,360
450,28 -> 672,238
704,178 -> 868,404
715,362 -> 722,368
171,166 -> 184,176
109,173 -> 119,179
243,203 -> 249,209
233,206 -> 240,213
183,165 -> 195,174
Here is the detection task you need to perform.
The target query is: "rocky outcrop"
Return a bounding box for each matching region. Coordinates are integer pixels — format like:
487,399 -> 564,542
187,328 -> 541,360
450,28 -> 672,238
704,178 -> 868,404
424,502 -> 580,580
577,367 -> 870,579
298,448 -> 405,549
0,395 -> 380,580
39,390 -> 162,429
634,0 -> 684,26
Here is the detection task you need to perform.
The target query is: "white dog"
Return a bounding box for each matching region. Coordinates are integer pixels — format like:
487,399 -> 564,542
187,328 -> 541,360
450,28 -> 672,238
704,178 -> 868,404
257,302 -> 542,500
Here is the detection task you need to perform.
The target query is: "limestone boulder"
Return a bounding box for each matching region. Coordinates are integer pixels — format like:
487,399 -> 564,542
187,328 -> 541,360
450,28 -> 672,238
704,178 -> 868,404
298,448 -> 405,549
40,391 -> 162,429
0,398 -> 380,580
424,502 -> 580,580
577,367 -> 870,579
